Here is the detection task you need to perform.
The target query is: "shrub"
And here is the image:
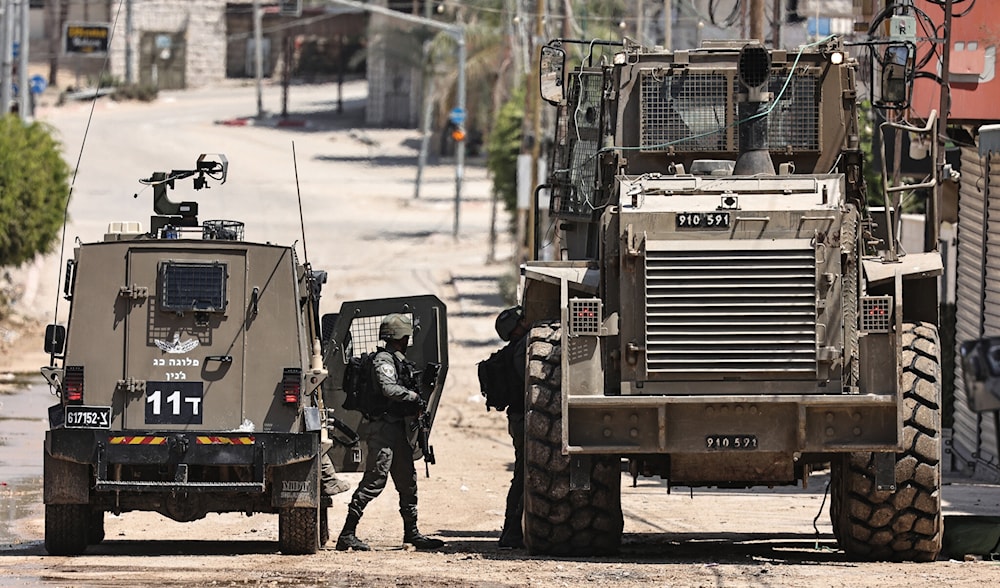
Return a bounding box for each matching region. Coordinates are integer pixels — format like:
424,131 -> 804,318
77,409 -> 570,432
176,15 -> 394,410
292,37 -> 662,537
0,115 -> 71,267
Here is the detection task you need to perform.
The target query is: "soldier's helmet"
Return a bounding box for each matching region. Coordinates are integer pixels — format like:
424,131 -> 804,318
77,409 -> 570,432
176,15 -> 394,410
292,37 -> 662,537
495,306 -> 525,342
379,313 -> 413,341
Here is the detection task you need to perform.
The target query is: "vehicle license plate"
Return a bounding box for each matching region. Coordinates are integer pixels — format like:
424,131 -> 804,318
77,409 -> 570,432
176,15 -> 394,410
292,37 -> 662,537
705,434 -> 758,450
676,212 -> 730,228
65,405 -> 112,429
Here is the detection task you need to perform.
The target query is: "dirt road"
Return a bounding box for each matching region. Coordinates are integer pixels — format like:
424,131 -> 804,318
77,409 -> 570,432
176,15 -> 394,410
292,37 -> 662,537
3,81 -> 1000,587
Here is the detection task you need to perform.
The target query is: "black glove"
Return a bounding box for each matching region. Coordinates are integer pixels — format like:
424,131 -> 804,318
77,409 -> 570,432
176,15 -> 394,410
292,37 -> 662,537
402,391 -> 424,411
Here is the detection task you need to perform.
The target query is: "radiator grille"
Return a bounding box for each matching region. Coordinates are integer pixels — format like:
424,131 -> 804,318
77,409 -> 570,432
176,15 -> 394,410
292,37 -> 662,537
644,244 -> 817,377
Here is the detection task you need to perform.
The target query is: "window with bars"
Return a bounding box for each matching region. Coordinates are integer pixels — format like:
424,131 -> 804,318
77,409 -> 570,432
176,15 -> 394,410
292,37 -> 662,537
160,262 -> 227,313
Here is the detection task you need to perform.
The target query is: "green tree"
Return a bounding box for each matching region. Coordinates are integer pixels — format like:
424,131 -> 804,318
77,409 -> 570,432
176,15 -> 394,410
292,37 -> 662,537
0,115 -> 71,267
487,83 -> 525,225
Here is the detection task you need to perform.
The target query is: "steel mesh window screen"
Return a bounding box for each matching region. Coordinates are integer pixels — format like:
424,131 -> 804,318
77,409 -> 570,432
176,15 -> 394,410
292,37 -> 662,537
160,262 -> 227,312
860,297 -> 892,333
641,71 -> 733,152
346,313 -> 414,357
768,71 -> 819,151
553,71 -> 603,217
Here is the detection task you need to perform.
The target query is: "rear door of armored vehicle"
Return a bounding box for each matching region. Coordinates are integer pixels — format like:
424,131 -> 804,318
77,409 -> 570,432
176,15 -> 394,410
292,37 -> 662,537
119,243 -> 304,432
320,295 -> 449,472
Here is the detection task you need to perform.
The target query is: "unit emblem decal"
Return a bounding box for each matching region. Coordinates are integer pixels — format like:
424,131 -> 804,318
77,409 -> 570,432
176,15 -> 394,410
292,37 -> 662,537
155,333 -> 200,354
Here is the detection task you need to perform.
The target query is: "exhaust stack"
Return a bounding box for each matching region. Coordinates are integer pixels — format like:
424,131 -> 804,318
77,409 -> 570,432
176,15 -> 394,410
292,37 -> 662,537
733,44 -> 775,176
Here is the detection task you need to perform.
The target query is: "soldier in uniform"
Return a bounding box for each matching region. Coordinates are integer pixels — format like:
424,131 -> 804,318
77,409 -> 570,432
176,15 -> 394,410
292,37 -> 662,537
495,306 -> 530,549
320,454 -> 351,497
335,313 -> 445,551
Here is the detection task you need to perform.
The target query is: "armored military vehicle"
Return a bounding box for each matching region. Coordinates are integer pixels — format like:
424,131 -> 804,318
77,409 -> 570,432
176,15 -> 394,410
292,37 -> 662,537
518,37 -> 943,561
40,155 -> 448,555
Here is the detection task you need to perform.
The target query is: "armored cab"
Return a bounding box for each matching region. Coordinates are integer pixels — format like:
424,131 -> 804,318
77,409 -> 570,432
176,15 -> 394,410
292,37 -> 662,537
40,155 -> 448,555
519,38 -> 943,561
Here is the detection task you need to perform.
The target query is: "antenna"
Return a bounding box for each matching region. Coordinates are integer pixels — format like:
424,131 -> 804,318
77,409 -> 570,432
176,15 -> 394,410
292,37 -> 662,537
291,142 -> 324,360
292,142 -> 310,267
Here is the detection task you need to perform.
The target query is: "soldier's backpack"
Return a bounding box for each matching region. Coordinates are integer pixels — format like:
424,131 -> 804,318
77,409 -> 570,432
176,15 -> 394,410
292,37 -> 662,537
477,343 -> 520,412
342,352 -> 378,417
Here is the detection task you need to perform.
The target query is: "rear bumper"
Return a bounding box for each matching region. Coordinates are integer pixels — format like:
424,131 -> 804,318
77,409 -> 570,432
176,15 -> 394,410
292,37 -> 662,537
45,429 -> 319,494
564,393 -> 901,454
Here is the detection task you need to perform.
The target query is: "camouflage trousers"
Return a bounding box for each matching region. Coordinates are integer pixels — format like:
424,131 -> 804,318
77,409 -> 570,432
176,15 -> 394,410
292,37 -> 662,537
502,411 -> 525,540
347,418 -> 418,524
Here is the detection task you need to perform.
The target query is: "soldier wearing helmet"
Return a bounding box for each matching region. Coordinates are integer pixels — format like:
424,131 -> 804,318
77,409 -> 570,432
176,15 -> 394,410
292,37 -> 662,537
494,305 -> 529,549
336,313 -> 445,552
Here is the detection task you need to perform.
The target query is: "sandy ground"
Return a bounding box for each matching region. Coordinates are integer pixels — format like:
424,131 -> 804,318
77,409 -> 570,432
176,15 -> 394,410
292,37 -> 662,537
3,81 -> 1000,587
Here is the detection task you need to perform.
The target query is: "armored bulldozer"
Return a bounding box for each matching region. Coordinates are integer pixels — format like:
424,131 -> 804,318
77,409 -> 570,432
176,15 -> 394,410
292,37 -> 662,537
39,155 -> 448,555
519,38 -> 944,561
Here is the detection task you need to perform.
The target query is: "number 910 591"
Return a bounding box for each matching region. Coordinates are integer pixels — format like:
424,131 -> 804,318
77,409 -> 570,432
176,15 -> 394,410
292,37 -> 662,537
676,212 -> 730,228
705,435 -> 758,450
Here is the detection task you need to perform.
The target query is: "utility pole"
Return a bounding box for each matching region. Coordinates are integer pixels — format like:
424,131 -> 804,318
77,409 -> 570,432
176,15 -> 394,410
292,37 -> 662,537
1,0 -> 13,115
637,0 -> 645,46
18,0 -> 29,118
253,0 -> 264,118
771,0 -> 781,48
663,0 -> 671,50
750,0 -> 766,42
125,0 -> 133,84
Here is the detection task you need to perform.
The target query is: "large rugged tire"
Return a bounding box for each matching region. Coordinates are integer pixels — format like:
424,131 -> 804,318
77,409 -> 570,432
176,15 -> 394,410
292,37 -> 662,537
523,322 -> 623,556
278,507 -> 320,555
830,321 -> 943,562
88,509 -> 105,544
45,504 -> 89,555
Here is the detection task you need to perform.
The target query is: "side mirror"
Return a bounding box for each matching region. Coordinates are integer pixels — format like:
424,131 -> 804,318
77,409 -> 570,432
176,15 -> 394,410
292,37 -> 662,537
960,338 -> 1000,412
878,43 -> 914,109
44,324 -> 66,356
539,45 -> 566,105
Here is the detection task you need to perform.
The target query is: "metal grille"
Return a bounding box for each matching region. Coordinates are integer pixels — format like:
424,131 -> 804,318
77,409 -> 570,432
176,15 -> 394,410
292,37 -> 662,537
640,70 -> 732,152
202,220 -> 245,241
160,262 -> 227,312
860,296 -> 892,333
346,313 -> 413,358
644,243 -> 817,377
569,299 -> 602,336
551,71 -> 602,217
768,71 -> 820,151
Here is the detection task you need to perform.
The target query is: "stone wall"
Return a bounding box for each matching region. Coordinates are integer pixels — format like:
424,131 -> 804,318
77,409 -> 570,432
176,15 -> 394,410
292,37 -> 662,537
108,0 -> 227,89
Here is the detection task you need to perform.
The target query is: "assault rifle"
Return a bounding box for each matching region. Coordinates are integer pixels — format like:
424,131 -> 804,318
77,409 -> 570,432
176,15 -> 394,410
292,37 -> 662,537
402,361 -> 441,477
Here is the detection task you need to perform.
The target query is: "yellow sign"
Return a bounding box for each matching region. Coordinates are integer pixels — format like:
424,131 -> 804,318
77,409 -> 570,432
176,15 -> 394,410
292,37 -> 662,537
65,23 -> 110,55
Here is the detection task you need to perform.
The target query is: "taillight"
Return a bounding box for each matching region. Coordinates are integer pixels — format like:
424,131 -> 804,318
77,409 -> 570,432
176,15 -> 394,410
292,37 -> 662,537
64,366 -> 84,404
282,368 -> 302,404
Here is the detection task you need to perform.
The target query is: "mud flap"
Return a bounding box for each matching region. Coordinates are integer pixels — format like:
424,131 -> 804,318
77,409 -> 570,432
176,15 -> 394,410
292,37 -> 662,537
570,455 -> 592,490
874,451 -> 896,491
44,452 -> 90,504
272,456 -> 320,509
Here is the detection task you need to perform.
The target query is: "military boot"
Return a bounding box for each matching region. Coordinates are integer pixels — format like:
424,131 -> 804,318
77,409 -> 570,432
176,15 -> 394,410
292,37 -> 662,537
336,513 -> 371,551
403,521 -> 444,550
322,475 -> 351,497
498,525 -> 524,549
